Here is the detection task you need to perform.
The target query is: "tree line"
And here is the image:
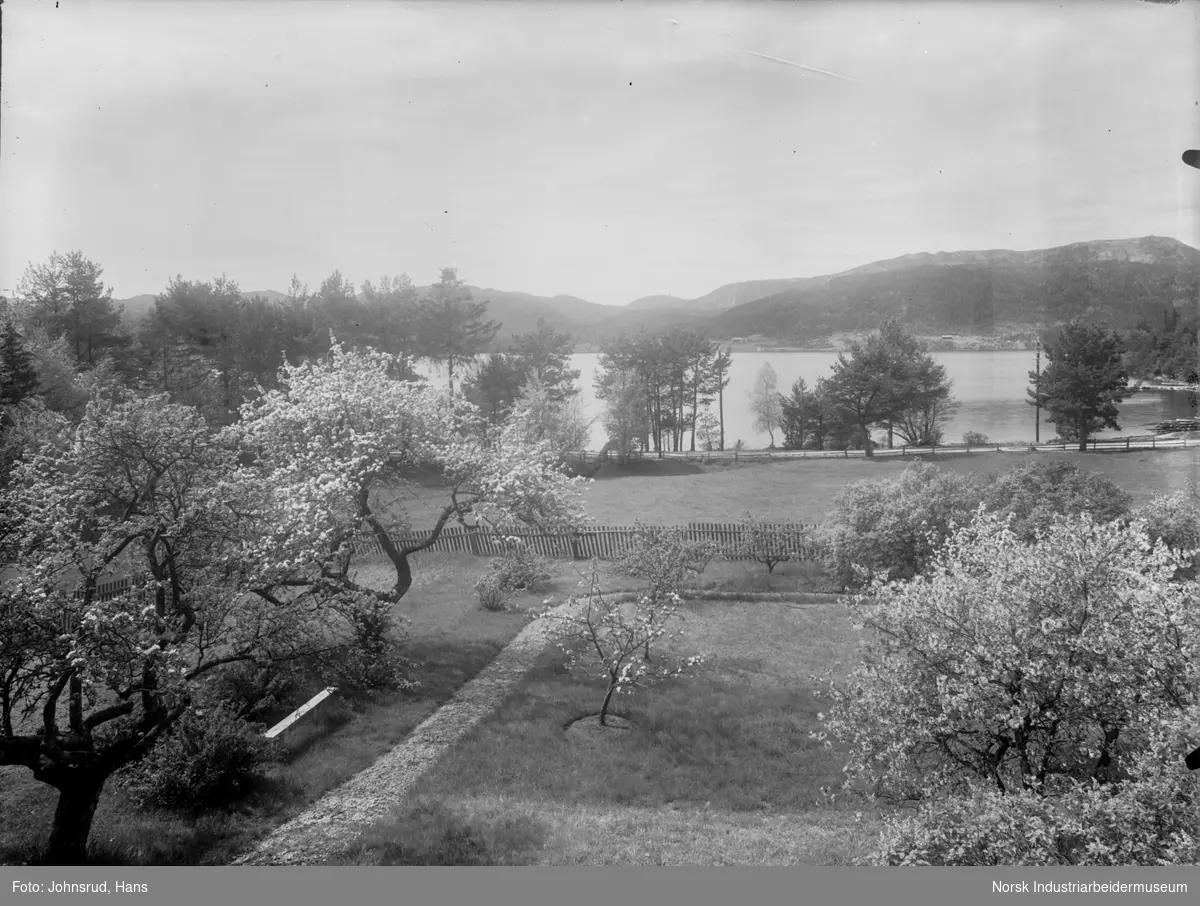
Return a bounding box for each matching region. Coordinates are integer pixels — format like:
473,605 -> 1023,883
593,329 -> 733,463
1,251 -> 521,428
736,319 -> 1141,457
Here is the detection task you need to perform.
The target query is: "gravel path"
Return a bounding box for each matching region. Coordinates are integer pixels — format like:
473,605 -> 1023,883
232,601 -> 573,866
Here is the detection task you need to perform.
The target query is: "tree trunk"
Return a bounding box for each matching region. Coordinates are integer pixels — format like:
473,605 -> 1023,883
719,379 -> 725,451
690,372 -> 699,452
598,683 -> 618,726
1078,415 -> 1087,453
44,773 -> 107,865
862,422 -> 874,458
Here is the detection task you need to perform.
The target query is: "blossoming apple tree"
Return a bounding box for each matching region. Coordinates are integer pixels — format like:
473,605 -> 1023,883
819,509 -> 1199,802
0,394 -> 333,864
231,339 -> 586,604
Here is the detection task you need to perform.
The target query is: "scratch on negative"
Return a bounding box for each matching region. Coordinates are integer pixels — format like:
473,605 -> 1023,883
743,50 -> 862,84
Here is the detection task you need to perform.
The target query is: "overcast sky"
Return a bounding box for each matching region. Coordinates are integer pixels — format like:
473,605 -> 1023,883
2,0 -> 1198,305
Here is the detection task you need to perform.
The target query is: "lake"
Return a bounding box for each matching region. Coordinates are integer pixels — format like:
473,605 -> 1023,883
425,351 -> 1198,450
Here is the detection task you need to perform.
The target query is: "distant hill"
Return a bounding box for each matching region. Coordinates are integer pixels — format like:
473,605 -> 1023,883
243,290 -> 291,304
449,286 -> 614,341
834,236 -> 1200,278
115,294 -> 158,320
626,277 -> 822,314
626,294 -> 689,311
115,283 -> 622,348
708,236 -> 1200,342
111,236 -> 1200,349
117,289 -> 291,320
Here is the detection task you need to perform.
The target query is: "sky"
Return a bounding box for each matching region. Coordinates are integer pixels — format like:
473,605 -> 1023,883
2,0 -> 1199,306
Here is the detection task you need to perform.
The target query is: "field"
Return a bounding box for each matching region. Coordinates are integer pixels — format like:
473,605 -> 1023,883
390,448 -> 1199,529
327,596 -> 882,866
573,448 -> 1200,525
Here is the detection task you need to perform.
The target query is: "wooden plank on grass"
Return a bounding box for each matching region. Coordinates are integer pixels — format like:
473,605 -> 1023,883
264,687 -> 337,739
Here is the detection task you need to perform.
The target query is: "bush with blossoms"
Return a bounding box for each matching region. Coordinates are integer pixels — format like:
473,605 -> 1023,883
819,461 -> 984,589
820,460 -> 1138,592
814,508 -> 1200,865
1130,485 -> 1200,580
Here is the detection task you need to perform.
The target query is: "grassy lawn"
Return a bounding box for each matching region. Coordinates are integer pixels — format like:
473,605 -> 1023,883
0,552 -> 561,866
576,447 -> 1200,524
326,596 -> 887,866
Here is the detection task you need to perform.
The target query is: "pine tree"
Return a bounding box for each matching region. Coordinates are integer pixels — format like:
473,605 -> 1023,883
1029,320 -> 1129,451
0,319 -> 39,405
413,268 -> 499,396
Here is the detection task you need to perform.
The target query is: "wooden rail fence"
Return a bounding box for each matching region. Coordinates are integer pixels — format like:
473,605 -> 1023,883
553,432 -> 1196,465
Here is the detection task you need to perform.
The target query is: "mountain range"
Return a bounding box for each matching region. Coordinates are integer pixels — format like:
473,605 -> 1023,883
115,236 -> 1200,349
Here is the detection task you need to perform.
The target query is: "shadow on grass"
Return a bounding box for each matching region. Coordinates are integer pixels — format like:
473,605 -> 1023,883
332,797 -> 550,865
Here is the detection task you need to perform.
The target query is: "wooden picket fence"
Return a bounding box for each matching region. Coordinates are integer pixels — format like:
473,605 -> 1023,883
68,575 -> 139,602
351,521 -> 822,562
47,522 -> 821,601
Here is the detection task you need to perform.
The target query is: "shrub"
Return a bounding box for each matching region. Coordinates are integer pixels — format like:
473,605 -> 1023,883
822,460 -> 1140,591
615,521 -> 718,594
205,661 -> 305,721
487,538 -> 551,593
820,461 -> 984,589
817,510 -> 1200,812
1131,487 -> 1200,579
474,570 -> 510,611
979,459 -> 1131,542
961,431 -> 989,446
324,597 -> 418,692
119,703 -> 270,812
734,510 -> 812,573
874,709 -> 1200,865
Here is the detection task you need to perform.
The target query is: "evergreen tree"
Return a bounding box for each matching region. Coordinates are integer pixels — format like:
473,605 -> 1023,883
16,250 -> 128,367
1029,320 -> 1129,451
0,319 -> 39,405
508,318 -> 580,402
413,268 -> 499,396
